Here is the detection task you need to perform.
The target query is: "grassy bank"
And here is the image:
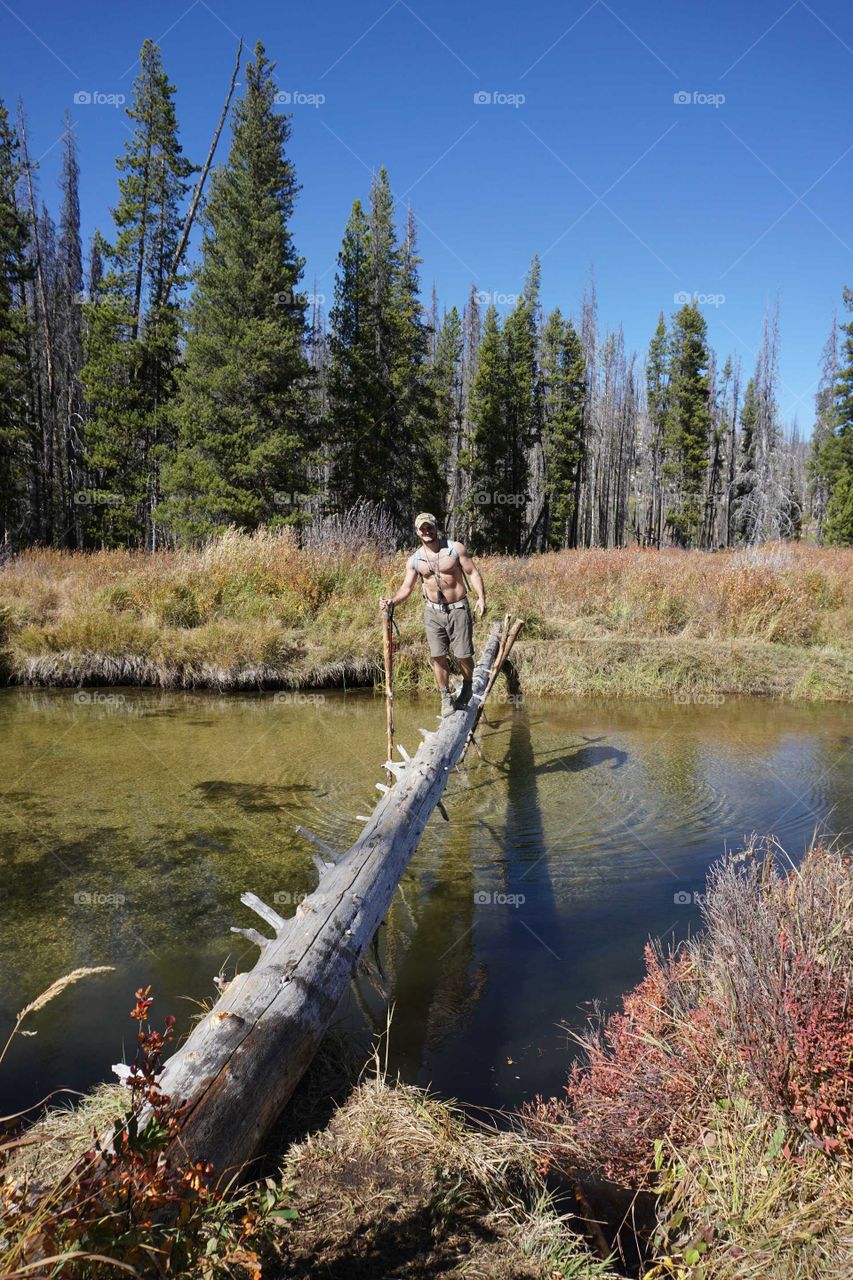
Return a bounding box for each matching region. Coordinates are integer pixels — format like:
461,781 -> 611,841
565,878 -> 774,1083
3,1066 -> 618,1279
0,532 -> 851,699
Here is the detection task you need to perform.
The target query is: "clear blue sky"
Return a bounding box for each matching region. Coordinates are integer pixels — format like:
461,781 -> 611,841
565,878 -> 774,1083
3,0 -> 852,431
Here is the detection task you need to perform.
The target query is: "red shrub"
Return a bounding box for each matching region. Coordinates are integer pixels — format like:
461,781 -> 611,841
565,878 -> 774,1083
552,946 -> 720,1186
744,952 -> 853,1154
12,988 -> 220,1277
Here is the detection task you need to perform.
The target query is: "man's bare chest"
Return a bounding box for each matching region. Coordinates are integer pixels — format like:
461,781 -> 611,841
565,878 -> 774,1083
416,551 -> 459,579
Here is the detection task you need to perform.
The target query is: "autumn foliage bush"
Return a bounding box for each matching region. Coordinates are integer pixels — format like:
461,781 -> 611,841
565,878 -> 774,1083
532,947 -> 723,1186
2,987 -> 292,1278
525,838 -> 853,1194
705,841 -> 853,1157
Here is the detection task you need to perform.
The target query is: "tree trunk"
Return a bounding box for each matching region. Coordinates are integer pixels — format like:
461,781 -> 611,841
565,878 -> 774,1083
156,624 -> 504,1175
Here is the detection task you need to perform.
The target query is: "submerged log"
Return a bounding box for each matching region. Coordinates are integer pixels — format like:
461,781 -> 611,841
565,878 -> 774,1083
157,623 -> 504,1175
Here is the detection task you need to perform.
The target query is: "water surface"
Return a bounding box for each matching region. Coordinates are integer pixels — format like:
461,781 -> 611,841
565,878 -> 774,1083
1,688 -> 850,1119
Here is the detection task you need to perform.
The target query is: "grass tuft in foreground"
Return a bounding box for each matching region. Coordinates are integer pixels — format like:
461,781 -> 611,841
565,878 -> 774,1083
2,1053 -> 618,1279
278,1072 -> 620,1279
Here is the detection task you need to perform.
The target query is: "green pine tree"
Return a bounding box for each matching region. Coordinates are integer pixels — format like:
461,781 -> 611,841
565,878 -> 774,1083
663,303 -> 711,545
161,42 -> 311,539
807,315 -> 837,537
327,171 -> 438,532
431,303 -> 464,522
540,308 -> 585,548
819,288 -> 853,546
394,206 -> 440,517
733,376 -> 759,541
56,115 -> 84,545
464,303 -> 508,551
81,39 -> 194,547
327,197 -> 380,513
823,469 -> 853,544
644,312 -> 669,546
497,257 -> 540,550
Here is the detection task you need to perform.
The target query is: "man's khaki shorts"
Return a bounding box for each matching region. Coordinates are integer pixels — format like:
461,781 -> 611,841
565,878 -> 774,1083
423,601 -> 474,660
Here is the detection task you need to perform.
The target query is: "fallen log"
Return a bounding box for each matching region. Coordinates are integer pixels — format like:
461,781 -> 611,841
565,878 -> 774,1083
157,622 -> 505,1175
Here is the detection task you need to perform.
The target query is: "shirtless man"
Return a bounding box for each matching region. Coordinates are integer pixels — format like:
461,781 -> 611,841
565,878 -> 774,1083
379,512 -> 487,718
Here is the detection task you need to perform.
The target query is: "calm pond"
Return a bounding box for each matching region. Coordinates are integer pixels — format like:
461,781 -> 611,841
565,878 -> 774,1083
1,689 -> 851,1121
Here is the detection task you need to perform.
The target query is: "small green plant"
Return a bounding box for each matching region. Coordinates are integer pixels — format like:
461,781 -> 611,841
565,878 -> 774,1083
2,985 -> 297,1278
156,583 -> 202,629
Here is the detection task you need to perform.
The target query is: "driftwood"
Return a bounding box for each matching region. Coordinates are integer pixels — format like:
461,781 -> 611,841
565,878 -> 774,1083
157,623 -> 505,1175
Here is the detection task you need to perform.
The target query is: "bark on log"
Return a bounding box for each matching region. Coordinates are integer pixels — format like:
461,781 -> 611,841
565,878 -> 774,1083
158,624 -> 503,1175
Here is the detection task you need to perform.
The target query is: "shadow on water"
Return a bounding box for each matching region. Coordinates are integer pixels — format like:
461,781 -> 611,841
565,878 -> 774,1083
353,703 -> 572,1083
371,817 -> 484,1078
379,704 -> 590,1103
533,737 -> 628,774
485,703 -> 564,1034
194,780 -> 316,813
464,719 -> 628,788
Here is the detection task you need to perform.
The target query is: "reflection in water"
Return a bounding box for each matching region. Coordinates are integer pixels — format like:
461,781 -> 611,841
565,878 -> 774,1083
375,817 -> 483,1077
0,688 -> 850,1118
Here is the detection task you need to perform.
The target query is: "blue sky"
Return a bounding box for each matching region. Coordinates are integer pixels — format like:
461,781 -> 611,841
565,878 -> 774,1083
3,0 -> 852,431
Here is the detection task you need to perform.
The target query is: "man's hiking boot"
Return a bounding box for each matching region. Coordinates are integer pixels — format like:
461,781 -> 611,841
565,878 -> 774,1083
439,690 -> 455,718
454,679 -> 473,710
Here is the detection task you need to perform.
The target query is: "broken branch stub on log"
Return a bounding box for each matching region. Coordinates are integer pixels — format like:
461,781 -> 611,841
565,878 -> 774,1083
155,623 -> 504,1175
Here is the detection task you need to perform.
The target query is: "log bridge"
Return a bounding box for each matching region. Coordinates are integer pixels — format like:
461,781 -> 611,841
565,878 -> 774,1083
158,617 -> 522,1175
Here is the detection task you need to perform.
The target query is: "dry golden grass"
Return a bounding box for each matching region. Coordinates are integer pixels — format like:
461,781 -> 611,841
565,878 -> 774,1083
4,1071 -> 617,1279
2,1083 -> 129,1193
0,533 -> 850,698
280,1073 -> 620,1279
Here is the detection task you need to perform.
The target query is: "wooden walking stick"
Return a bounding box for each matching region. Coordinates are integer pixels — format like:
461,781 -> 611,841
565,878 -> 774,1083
382,604 -> 395,782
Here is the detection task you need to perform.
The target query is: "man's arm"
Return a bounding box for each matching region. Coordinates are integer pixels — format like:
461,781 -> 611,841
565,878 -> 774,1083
456,542 -> 487,619
379,565 -> 418,612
